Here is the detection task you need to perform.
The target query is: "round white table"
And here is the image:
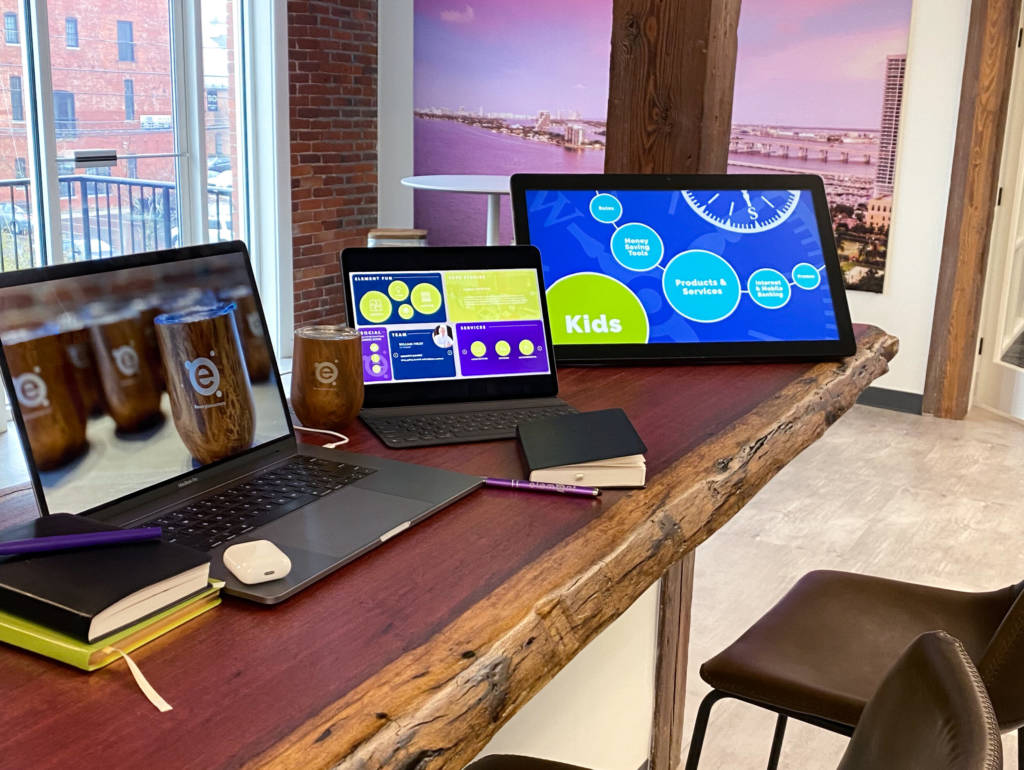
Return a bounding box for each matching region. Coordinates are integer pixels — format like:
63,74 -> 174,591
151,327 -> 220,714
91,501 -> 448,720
401,175 -> 511,245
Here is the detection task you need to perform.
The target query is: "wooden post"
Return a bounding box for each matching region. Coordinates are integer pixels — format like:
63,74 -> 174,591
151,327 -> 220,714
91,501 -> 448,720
605,2 -> 740,768
922,0 -> 1021,418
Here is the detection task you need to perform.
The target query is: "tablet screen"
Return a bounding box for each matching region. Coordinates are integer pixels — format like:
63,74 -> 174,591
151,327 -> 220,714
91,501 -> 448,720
348,268 -> 553,384
520,186 -> 842,347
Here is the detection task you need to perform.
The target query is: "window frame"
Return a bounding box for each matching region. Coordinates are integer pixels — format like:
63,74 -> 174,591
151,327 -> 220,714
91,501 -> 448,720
64,17 -> 78,49
116,20 -> 134,62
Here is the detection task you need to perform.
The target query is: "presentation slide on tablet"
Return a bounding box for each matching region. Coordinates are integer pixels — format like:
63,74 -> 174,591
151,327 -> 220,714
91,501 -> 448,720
349,268 -> 552,384
521,188 -> 840,345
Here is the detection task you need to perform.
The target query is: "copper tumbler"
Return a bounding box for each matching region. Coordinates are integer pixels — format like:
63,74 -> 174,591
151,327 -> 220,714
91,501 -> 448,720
89,308 -> 163,432
219,287 -> 272,383
290,325 -> 363,431
155,303 -> 255,465
4,326 -> 88,470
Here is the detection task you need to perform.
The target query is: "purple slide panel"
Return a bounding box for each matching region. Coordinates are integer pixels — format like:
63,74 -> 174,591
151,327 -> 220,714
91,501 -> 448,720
360,327 -> 392,382
456,320 -> 550,377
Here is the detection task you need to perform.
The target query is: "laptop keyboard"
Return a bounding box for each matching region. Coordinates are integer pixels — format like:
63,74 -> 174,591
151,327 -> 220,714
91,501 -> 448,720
150,456 -> 377,552
363,404 -> 578,448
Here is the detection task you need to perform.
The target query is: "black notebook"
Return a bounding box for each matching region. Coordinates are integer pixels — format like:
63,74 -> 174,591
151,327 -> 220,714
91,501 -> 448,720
0,515 -> 210,642
516,408 -> 647,488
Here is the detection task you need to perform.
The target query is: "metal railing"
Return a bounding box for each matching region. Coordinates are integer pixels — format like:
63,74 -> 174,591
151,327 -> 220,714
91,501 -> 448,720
0,176 -> 234,272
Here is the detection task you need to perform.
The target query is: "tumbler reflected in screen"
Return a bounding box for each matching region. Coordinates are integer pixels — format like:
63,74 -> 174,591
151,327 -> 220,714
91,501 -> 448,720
4,327 -> 87,470
155,303 -> 256,465
54,313 -> 104,417
89,309 -> 164,432
291,326 -> 363,431
220,287 -> 272,383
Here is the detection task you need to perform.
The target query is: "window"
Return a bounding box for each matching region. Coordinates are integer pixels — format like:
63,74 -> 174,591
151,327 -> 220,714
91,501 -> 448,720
116,20 -> 134,62
9,76 -> 23,122
4,13 -> 17,45
65,18 -> 79,48
125,158 -> 137,179
15,158 -> 26,179
53,91 -> 76,136
123,79 -> 134,120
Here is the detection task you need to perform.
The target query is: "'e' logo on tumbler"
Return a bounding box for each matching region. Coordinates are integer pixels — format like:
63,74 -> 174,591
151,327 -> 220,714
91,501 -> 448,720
185,352 -> 222,398
14,369 -> 48,409
314,361 -> 338,386
112,345 -> 139,377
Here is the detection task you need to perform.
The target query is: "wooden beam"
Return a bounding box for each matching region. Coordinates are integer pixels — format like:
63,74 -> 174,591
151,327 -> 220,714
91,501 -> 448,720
605,0 -> 740,174
606,2 -> 740,768
923,0 -> 1021,418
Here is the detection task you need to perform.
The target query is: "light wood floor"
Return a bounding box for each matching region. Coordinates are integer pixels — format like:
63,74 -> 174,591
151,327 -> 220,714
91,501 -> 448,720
684,404 -> 1022,768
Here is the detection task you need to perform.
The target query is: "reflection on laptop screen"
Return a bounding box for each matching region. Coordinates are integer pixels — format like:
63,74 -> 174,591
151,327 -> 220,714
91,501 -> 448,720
348,268 -> 553,384
0,250 -> 291,515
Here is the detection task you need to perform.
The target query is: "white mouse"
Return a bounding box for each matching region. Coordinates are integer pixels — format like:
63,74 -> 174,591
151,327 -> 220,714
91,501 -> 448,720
222,540 -> 292,585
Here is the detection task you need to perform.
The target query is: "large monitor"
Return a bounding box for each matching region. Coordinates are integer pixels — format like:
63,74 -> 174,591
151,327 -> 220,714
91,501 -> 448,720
511,173 -> 856,364
341,246 -> 559,408
0,242 -> 292,516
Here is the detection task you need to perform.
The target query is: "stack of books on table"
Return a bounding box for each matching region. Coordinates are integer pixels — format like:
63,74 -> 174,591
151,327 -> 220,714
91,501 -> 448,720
0,514 -> 220,671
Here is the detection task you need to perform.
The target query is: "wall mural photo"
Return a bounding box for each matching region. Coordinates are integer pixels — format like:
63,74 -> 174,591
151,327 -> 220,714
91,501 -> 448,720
413,1 -> 913,292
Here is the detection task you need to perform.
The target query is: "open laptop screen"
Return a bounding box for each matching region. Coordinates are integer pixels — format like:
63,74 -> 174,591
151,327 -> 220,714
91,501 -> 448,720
0,247 -> 291,515
348,267 -> 553,384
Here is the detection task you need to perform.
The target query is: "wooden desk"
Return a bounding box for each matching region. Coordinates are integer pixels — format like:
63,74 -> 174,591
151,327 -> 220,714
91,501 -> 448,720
0,325 -> 896,769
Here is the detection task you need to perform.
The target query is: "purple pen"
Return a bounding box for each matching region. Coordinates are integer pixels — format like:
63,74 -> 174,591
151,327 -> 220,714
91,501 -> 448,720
0,527 -> 164,556
483,477 -> 600,498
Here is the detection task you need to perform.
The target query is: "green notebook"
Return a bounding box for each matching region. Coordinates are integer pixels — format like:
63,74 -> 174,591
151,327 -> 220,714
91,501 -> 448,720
0,580 -> 223,671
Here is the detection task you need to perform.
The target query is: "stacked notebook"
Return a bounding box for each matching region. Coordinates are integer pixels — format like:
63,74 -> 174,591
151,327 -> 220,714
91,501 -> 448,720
517,408 -> 647,488
0,514 -> 220,671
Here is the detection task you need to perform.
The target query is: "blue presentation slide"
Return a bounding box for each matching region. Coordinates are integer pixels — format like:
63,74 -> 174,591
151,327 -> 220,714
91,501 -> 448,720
523,188 -> 840,345
389,328 -> 456,380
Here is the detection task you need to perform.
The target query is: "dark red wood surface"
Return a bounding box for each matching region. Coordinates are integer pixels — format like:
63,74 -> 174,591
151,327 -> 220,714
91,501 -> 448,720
0,335 -> 870,768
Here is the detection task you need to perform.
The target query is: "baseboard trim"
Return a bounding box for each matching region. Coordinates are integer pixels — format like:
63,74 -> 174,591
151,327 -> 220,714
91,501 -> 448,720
857,386 -> 923,415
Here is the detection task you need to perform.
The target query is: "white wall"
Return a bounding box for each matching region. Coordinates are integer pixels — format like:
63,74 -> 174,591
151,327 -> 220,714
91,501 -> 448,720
378,0 -> 415,228
845,0 -> 972,394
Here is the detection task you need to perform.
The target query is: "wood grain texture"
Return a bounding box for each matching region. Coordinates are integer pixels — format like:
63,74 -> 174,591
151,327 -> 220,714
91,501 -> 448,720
605,0 -> 740,173
650,550 -> 695,770
0,327 -> 896,769
923,0 -> 1021,419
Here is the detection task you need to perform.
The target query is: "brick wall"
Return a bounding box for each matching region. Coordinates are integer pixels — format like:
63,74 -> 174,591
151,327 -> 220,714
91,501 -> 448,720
288,0 -> 377,328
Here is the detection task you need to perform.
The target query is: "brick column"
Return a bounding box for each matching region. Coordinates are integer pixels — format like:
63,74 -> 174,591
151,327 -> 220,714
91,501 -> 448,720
288,0 -> 377,327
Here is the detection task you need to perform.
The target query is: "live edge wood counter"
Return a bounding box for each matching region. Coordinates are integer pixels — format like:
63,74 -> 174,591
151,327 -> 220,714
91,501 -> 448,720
0,325 -> 897,770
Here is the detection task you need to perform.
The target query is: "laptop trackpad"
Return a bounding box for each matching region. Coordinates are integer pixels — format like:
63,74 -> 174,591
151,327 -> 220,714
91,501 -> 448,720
254,486 -> 428,556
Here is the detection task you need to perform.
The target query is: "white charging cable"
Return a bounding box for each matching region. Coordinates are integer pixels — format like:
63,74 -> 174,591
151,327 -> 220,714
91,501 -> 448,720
293,425 -> 350,449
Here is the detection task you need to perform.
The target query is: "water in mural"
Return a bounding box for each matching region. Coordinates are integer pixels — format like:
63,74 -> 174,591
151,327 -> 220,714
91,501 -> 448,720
413,0 -> 912,292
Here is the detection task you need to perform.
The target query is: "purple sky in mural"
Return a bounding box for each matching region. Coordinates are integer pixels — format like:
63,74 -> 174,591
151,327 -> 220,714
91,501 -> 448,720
414,0 -> 912,128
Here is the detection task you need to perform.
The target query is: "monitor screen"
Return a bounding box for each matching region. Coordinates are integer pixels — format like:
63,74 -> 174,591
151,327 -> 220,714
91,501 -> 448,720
0,249 -> 291,515
348,268 -> 553,384
519,187 -> 841,346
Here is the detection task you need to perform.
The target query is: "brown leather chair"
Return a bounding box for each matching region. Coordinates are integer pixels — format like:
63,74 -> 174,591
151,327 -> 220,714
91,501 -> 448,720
685,570 -> 1023,769
467,631 -> 1002,770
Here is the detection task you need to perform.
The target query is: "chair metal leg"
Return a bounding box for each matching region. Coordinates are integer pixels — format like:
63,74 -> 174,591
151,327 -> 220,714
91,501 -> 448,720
766,714 -> 788,770
684,690 -> 729,770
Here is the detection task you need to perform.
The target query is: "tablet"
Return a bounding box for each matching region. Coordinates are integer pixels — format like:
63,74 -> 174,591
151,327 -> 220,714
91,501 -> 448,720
510,174 -> 855,364
341,246 -> 560,408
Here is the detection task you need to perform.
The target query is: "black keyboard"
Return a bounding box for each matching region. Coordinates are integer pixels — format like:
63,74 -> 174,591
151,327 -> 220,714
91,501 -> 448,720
363,404 -> 578,448
150,456 -> 377,552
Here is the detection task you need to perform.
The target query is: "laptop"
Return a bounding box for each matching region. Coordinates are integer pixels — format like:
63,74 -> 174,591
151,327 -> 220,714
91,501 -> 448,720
341,246 -> 575,448
0,241 -> 482,604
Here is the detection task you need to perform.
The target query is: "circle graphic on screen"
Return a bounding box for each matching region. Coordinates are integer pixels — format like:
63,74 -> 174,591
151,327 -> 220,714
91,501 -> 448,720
398,304 -> 414,319
546,272 -> 649,345
470,341 -> 487,357
589,193 -> 622,223
682,190 -> 800,233
791,262 -> 821,290
388,280 -> 410,301
359,291 -> 392,324
411,283 -> 442,315
747,268 -> 792,309
495,340 -> 511,357
610,222 -> 664,272
518,339 -> 535,355
662,250 -> 741,323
